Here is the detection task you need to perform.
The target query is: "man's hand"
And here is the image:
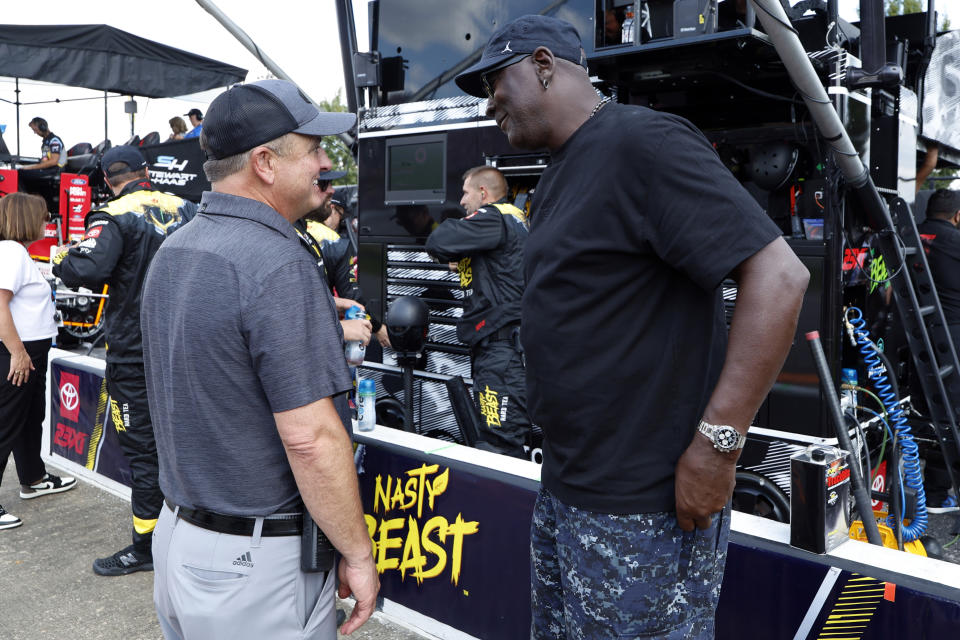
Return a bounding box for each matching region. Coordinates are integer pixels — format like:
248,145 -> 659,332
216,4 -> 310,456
334,297 -> 363,315
337,554 -> 380,635
375,325 -> 391,348
674,433 -> 738,531
341,318 -> 372,345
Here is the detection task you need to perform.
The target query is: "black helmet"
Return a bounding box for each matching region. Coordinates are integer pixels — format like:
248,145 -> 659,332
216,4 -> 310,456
386,296 -> 430,353
749,142 -> 799,191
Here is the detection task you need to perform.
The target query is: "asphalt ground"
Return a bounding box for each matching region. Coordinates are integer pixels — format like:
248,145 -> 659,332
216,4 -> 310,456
0,461 -> 428,640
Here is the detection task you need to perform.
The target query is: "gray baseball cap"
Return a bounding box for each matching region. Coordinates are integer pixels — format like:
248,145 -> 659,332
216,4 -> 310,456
202,79 -> 356,159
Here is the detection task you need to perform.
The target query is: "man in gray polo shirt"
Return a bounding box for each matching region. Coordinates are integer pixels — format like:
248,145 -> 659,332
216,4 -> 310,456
141,79 -> 378,638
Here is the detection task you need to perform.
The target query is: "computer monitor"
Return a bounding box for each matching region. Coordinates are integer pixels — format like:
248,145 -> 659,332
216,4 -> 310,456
384,133 -> 446,205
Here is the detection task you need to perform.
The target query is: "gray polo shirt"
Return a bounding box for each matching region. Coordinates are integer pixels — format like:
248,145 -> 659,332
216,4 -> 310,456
141,191 -> 352,516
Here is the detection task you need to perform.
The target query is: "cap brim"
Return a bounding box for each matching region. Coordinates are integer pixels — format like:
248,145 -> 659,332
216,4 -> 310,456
294,111 -> 357,137
317,170 -> 347,180
455,52 -> 529,98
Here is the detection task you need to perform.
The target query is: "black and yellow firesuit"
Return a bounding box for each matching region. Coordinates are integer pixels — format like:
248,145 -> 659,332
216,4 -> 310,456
53,180 -> 197,555
425,200 -> 531,458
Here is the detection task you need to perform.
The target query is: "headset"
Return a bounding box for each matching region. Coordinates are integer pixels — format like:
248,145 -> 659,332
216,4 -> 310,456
29,117 -> 49,134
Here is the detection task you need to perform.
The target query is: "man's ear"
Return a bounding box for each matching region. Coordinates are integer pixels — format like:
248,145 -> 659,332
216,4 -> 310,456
531,46 -> 556,88
249,146 -> 277,185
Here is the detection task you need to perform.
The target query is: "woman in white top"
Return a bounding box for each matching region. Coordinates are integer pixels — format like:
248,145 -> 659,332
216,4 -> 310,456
0,193 -> 76,530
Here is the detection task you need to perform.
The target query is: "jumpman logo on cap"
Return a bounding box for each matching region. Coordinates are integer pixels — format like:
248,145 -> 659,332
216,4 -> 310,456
501,41 -> 513,54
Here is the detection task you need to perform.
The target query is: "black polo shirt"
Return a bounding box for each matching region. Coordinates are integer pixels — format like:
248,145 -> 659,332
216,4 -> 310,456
522,103 -> 781,514
918,217 -> 960,325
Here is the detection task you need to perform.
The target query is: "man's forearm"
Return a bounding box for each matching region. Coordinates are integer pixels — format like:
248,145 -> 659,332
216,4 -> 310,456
276,399 -> 372,563
703,238 -> 809,431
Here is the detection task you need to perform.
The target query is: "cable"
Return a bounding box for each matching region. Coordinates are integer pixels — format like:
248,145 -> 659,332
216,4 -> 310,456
705,71 -> 803,104
855,404 -> 905,517
945,533 -> 960,548
844,306 -> 927,541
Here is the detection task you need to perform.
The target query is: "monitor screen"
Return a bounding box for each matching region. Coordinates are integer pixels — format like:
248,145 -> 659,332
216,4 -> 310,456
385,134 -> 446,205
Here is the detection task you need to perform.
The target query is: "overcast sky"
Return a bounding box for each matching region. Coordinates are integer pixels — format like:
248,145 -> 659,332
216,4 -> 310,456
0,1 -> 954,157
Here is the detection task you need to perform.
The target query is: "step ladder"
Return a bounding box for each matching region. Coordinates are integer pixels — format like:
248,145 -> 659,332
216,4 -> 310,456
874,197 -> 960,510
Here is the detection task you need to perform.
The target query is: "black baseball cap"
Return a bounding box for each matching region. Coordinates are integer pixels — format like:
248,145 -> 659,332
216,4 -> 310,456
928,189 -> 960,216
184,108 -> 203,118
455,15 -> 586,98
101,145 -> 147,178
202,79 -> 356,160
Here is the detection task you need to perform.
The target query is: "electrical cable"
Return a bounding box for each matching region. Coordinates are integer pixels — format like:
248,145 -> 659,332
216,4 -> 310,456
855,404 -> 905,517
844,306 -> 927,541
845,409 -> 871,484
945,533 -> 960,548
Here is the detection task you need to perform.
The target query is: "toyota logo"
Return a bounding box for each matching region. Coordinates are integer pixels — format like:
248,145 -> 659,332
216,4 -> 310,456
60,383 -> 79,412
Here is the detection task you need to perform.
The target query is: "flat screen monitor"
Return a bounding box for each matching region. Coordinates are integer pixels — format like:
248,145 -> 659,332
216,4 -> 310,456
384,133 -> 446,205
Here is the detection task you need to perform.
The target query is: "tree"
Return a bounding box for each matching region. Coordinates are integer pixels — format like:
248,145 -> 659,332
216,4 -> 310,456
885,0 -> 950,29
317,89 -> 358,185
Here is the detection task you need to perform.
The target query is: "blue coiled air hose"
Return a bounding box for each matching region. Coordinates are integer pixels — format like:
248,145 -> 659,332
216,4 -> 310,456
844,306 -> 927,541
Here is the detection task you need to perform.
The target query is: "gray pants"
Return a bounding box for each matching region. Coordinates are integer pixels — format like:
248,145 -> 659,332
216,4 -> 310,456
153,503 -> 336,639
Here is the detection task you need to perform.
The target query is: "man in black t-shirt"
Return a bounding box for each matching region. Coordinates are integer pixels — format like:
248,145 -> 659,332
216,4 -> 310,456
456,15 -> 809,638
917,189 -> 960,513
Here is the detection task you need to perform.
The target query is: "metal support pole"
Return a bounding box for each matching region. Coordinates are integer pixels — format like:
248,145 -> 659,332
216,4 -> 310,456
15,77 -> 21,157
195,0 -> 355,149
104,91 -> 108,146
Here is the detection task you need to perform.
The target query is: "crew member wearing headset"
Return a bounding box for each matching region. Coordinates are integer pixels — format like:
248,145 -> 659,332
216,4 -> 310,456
18,117 -> 66,209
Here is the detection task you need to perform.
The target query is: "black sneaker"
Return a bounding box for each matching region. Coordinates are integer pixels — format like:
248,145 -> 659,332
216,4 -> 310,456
20,473 -> 78,499
92,545 -> 153,576
0,505 -> 23,530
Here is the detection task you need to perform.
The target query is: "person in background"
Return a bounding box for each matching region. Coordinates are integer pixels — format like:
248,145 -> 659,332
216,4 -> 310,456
298,186 -> 390,348
183,108 -> 203,139
425,166 -> 532,458
456,15 -> 808,637
293,171 -> 375,349
18,117 -> 66,209
142,78 -> 378,638
0,193 -> 77,531
53,145 -> 197,576
167,116 -> 188,142
917,188 -> 960,514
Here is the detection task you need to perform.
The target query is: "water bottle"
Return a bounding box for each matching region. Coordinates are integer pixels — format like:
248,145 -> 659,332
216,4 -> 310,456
357,378 -> 376,432
621,7 -> 635,45
840,367 -> 858,413
344,305 -> 366,366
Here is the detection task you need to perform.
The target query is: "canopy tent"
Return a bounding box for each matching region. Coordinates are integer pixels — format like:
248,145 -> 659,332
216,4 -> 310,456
0,23 -> 247,154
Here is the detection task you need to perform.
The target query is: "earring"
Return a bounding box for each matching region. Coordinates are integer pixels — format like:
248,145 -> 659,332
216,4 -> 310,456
541,78 -> 549,90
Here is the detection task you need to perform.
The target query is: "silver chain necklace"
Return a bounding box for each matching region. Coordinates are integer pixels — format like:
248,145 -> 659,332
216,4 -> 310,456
590,96 -> 611,119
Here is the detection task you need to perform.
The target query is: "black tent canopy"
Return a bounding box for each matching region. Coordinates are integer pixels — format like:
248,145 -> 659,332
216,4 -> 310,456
0,24 -> 246,97
0,24 -> 247,154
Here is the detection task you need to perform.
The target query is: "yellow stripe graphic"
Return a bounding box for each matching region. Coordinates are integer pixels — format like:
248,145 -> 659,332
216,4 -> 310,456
816,575 -> 886,640
85,378 -> 109,469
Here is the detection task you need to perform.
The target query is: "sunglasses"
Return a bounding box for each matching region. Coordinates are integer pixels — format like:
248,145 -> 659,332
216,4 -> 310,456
481,54 -> 530,99
316,180 -> 332,191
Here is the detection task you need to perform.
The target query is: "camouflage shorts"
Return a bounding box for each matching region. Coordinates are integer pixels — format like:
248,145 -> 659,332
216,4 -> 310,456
530,488 -> 730,639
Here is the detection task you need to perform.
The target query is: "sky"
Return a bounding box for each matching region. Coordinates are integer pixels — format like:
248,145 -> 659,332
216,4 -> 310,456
0,1 -> 955,157
0,0 -> 371,156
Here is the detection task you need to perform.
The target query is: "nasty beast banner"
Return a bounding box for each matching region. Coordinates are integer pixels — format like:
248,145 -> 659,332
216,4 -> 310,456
50,360 -> 132,487
357,444 -> 537,639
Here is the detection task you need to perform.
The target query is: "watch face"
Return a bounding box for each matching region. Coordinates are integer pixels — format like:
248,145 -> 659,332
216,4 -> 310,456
714,426 -> 741,451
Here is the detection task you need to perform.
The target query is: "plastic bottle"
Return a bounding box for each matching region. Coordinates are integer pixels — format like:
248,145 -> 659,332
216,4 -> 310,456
840,367 -> 858,413
621,8 -> 635,45
357,378 -> 376,432
344,305 -> 366,366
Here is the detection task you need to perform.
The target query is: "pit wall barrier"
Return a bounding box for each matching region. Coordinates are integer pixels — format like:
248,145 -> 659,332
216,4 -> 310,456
45,351 -> 960,639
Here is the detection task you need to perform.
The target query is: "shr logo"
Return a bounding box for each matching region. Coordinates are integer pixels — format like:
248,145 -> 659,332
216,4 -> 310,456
155,155 -> 189,171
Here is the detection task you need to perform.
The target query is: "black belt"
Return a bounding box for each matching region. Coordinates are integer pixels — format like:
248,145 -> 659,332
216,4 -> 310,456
165,499 -> 303,537
489,323 -> 520,342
